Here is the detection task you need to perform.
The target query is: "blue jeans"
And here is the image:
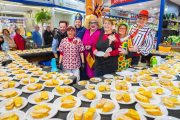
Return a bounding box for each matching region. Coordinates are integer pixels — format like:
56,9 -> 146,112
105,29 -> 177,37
94,70 -> 113,77
52,38 -> 59,53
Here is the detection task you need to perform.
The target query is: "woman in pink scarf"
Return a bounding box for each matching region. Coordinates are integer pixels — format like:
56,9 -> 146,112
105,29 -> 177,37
82,15 -> 102,78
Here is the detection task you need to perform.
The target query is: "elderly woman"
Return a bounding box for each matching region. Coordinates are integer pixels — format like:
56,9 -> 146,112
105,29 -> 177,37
117,22 -> 135,71
3,29 -> 17,50
92,18 -> 122,77
82,14 -> 102,78
58,26 -> 85,82
13,28 -> 26,50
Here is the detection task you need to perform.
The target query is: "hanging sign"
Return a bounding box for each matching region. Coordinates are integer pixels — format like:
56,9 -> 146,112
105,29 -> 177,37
110,9 -> 131,18
111,0 -> 136,5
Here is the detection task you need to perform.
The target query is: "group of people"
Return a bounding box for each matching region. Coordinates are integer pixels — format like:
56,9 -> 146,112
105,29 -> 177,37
53,9 -> 154,81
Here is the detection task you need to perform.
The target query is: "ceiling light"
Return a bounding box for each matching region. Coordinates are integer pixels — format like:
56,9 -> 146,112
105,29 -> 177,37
154,8 -> 157,10
0,11 -> 25,14
131,10 -> 134,11
139,4 -> 142,5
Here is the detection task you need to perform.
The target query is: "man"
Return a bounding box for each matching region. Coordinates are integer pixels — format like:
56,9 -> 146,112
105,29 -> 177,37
43,26 -> 53,46
74,13 -> 86,39
129,10 -> 154,65
32,25 -> 42,48
52,21 -> 67,63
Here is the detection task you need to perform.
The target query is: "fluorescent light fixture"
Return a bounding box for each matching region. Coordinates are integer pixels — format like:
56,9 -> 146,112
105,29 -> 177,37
55,8 -> 81,14
0,11 -> 25,14
154,8 -> 157,10
131,10 -> 134,11
0,3 -> 41,9
139,4 -> 142,5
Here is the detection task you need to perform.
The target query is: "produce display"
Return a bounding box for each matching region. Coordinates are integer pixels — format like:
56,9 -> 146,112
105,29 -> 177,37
162,35 -> 180,45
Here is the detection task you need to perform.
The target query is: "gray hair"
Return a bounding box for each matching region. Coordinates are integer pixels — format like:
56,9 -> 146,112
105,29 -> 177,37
35,25 -> 39,28
46,26 -> 50,29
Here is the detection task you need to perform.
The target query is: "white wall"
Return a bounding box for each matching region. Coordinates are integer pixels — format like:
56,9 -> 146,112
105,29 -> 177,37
54,13 -> 65,28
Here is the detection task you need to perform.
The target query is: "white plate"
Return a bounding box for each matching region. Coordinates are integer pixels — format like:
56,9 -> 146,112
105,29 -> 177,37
19,78 -> 39,85
111,80 -> 132,92
28,68 -> 42,72
122,68 -> 135,72
77,81 -> 90,86
122,77 -> 141,84
44,80 -> 63,88
12,70 -> 28,75
135,103 -> 168,118
13,74 -> 31,80
56,76 -> 68,81
90,77 -> 102,82
95,85 -> 114,95
77,90 -> 102,102
139,82 -> 160,88
0,88 -> 22,100
104,79 -> 114,84
96,51 -> 105,57
0,73 -> 11,77
0,81 -> 19,90
30,71 -> 47,76
132,92 -> 161,104
0,110 -> 26,120
39,75 -> 57,81
28,91 -> 54,104
138,75 -> 156,82
97,82 -> 109,86
157,80 -> 179,87
53,96 -> 81,111
110,92 -> 135,104
90,99 -> 120,115
85,84 -> 96,90
161,96 -> 180,110
52,86 -> 75,96
150,70 -> 166,75
111,109 -> 147,120
63,79 -> 73,85
132,86 -> 147,93
154,116 -> 180,120
66,107 -> 101,120
146,86 -> 171,96
0,77 -> 13,83
103,74 -> 114,79
21,84 -> 45,93
0,97 -> 28,113
26,103 -> 58,120
158,74 -> 177,81
0,69 -> 8,72
116,71 -> 132,76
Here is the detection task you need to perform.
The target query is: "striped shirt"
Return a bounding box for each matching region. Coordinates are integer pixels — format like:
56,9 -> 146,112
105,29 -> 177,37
129,24 -> 154,56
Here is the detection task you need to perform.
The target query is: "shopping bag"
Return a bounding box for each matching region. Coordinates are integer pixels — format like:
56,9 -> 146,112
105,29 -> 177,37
86,52 -> 95,68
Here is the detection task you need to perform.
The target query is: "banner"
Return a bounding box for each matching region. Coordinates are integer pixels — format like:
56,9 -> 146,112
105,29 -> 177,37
111,0 -> 136,5
25,0 -> 53,4
110,9 -> 131,18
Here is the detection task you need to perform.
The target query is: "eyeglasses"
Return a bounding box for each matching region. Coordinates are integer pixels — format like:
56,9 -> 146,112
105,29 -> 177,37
67,30 -> 75,33
119,28 -> 126,30
89,22 -> 98,25
138,17 -> 148,21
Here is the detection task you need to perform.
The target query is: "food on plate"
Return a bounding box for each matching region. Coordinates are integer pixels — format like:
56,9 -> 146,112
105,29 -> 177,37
0,72 -> 7,77
59,76 -> 66,80
125,75 -> 131,82
11,68 -> 21,71
142,82 -> 157,87
41,73 -> 53,80
7,64 -> 16,68
116,109 -> 140,120
34,91 -> 49,102
139,91 -> 153,99
0,77 -> 9,82
55,74 -> 61,77
114,76 -> 123,80
158,79 -> 173,86
79,81 -> 88,85
106,79 -> 112,83
33,71 -> 44,75
134,93 -> 150,103
161,75 -> 173,79
138,88 -> 145,92
17,74 -> 29,79
29,68 -> 40,72
74,107 -> 84,120
2,81 -> 15,89
91,78 -> 100,82
88,84 -> 95,89
139,75 -> 153,81
84,107 -> 96,120
55,86 -> 73,95
60,95 -> 77,108
4,97 -> 24,110
65,73 -> 70,76
123,93 -> 130,102
50,72 -> 56,74
102,100 -> 115,112
30,104 -> 51,118
98,85 -> 111,92
150,82 -> 157,86
132,77 -> 137,82
142,69 -> 152,74
166,70 -> 177,75
96,98 -> 107,109
0,90 -> 18,98
140,104 -> 162,116
14,70 -> 26,74
115,81 -> 128,91
116,93 -> 123,101
64,79 -> 71,84
45,79 -> 59,86
161,97 -> 180,108
27,84 -> 43,91
82,89 -> 96,100
164,86 -> 180,96
0,112 -> 19,120
149,87 -> 163,95
22,77 -> 36,84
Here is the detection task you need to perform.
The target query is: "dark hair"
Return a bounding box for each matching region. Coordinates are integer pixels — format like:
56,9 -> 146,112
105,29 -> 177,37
67,26 -> 75,31
54,28 -> 57,30
59,21 -> 67,26
2,29 -> 10,34
0,36 -> 4,40
15,28 -> 20,33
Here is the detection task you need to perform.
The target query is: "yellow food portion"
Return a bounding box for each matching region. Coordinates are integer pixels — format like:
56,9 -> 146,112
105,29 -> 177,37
34,104 -> 51,111
80,81 -> 87,85
161,97 -> 174,108
116,93 -> 123,101
61,100 -> 76,108
123,93 -> 130,102
41,91 -> 49,100
64,79 -> 71,84
84,107 -> 96,120
138,88 -> 145,92
128,109 -> 140,120
74,107 -> 83,120
13,97 -> 23,108
102,100 -> 115,112
0,112 -> 19,120
134,93 -> 150,103
139,91 -> 153,99
96,98 -> 107,109
61,95 -> 75,102
85,92 -> 96,100
0,90 -> 18,98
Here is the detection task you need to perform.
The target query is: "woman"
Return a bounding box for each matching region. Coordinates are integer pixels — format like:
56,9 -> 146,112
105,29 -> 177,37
92,18 -> 122,77
117,22 -> 135,71
59,26 -> 85,82
2,29 -> 17,50
82,14 -> 102,78
13,28 -> 26,50
0,36 -> 9,51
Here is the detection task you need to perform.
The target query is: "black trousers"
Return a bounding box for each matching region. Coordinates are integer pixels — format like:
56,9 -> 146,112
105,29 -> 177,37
131,56 -> 140,65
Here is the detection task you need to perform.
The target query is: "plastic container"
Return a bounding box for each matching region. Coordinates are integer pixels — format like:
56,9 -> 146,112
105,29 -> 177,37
40,60 -> 51,66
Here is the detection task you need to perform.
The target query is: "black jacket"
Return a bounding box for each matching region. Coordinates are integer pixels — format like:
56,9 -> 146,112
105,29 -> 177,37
53,31 -> 67,46
43,30 -> 53,46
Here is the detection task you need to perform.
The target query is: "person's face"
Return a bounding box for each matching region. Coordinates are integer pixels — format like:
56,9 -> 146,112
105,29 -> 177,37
59,23 -> 67,33
104,21 -> 113,32
75,20 -> 82,29
4,30 -> 9,36
137,16 -> 148,27
54,29 -> 57,32
16,30 -> 20,35
67,29 -> 75,38
118,25 -> 127,36
47,27 -> 51,32
35,26 -> 40,31
89,20 -> 98,31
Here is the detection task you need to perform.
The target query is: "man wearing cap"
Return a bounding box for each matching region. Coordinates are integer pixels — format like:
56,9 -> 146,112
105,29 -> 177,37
129,10 -> 154,65
74,13 -> 87,80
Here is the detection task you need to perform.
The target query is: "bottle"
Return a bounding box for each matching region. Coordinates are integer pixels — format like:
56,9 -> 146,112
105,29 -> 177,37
150,56 -> 157,67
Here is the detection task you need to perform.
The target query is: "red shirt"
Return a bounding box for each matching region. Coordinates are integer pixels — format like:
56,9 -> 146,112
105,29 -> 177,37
13,34 -> 26,50
92,33 -> 121,56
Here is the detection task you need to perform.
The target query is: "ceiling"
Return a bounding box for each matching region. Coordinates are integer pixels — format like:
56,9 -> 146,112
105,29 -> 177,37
170,0 -> 180,5
103,0 -> 161,17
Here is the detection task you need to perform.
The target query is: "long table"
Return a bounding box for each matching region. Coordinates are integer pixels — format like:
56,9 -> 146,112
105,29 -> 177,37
8,68 -> 180,120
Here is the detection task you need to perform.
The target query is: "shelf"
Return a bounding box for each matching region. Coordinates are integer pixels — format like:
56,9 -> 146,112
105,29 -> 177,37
162,28 -> 180,31
163,19 -> 179,22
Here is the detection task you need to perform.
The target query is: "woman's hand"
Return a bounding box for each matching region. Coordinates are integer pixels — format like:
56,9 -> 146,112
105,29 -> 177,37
104,52 -> 110,58
85,45 -> 91,50
129,46 -> 139,52
93,49 -> 98,55
118,46 -> 127,54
